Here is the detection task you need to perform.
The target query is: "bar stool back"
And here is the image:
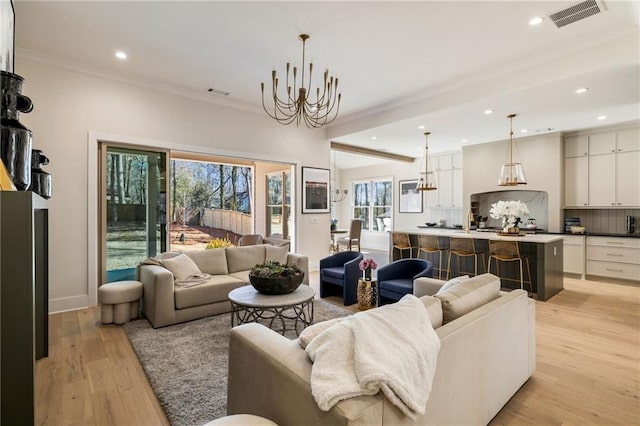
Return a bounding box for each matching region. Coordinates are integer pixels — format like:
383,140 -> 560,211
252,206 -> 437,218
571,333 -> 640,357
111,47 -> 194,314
487,240 -> 532,292
418,235 -> 446,279
392,233 -> 414,259
446,237 -> 485,279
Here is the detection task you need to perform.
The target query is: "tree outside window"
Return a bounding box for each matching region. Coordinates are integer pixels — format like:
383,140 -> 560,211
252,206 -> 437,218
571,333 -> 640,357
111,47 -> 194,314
352,179 -> 392,232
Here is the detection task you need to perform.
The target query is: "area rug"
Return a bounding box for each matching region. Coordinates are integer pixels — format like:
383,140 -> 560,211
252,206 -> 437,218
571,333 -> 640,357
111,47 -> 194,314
123,299 -> 353,426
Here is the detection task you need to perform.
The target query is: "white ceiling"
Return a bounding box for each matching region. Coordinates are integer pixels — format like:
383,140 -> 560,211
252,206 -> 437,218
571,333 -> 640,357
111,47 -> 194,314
13,1 -> 640,169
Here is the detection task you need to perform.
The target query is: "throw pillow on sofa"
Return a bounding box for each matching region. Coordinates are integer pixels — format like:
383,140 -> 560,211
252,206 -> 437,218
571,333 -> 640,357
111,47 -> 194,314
266,245 -> 289,264
435,275 -> 470,295
435,273 -> 500,324
159,253 -> 211,287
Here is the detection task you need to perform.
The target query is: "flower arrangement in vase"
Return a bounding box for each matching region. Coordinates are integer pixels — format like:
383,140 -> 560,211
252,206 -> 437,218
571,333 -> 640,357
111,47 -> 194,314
489,200 -> 530,233
359,258 -> 378,281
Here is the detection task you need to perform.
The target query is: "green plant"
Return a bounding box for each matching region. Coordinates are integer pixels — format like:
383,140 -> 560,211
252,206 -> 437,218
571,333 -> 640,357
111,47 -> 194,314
205,237 -> 234,249
250,261 -> 302,278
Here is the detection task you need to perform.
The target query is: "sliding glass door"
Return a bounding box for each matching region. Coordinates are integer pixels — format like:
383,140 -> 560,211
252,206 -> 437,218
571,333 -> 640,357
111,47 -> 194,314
99,144 -> 168,283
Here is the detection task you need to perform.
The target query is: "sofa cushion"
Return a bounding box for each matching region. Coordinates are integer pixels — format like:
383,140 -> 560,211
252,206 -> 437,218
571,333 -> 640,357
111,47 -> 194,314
174,275 -> 246,309
229,270 -> 250,284
159,253 -> 202,281
226,245 -> 267,273
185,248 -> 229,275
435,273 -> 500,324
419,295 -> 443,328
265,245 -> 289,264
436,275 -> 470,295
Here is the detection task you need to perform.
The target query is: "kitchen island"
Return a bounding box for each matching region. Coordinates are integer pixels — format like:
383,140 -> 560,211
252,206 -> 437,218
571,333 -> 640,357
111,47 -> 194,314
390,228 -> 564,301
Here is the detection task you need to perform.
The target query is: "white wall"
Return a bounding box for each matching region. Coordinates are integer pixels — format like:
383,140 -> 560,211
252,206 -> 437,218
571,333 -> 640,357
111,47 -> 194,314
462,133 -> 564,232
17,58 -> 330,312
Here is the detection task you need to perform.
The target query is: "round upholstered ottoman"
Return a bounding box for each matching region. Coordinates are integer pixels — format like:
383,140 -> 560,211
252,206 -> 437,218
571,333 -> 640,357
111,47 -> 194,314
98,281 -> 143,325
203,414 -> 278,426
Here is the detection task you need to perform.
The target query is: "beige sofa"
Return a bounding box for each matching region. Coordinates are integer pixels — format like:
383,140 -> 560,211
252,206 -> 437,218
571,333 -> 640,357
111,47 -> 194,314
227,273 -> 535,425
138,244 -> 309,328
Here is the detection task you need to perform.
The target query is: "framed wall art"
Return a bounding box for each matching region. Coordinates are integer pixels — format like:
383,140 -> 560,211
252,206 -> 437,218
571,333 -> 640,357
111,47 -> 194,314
399,179 -> 423,213
1,0 -> 15,73
301,166 -> 330,214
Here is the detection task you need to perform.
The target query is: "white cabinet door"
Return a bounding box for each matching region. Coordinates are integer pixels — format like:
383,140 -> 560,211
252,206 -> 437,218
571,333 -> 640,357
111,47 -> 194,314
452,169 -> 463,208
565,135 -> 589,158
437,155 -> 452,171
452,152 -> 463,169
425,173 -> 439,207
565,156 -> 588,207
616,150 -> 640,206
438,169 -> 453,207
588,154 -> 615,206
617,128 -> 640,152
589,132 -> 616,156
563,236 -> 585,275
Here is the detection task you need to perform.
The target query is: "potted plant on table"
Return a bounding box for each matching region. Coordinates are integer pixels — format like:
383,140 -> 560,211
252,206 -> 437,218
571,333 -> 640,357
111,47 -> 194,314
249,261 -> 304,295
357,258 -> 378,310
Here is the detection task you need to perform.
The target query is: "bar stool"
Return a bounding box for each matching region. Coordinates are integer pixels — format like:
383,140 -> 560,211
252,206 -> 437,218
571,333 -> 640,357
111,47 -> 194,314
446,237 -> 485,280
487,240 -> 532,293
417,235 -> 446,280
392,232 -> 414,259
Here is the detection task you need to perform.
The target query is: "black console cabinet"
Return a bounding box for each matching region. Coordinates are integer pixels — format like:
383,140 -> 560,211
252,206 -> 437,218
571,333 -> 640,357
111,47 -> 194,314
0,191 -> 49,425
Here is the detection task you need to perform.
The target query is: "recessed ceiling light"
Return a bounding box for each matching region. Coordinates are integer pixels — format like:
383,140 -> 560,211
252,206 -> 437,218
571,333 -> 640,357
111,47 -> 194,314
371,136 -> 377,140
461,139 -> 468,143
529,17 -> 544,26
597,115 -> 607,120
418,125 -> 425,130
115,51 -> 127,60
521,129 -> 529,133
484,109 -> 493,115
575,87 -> 588,94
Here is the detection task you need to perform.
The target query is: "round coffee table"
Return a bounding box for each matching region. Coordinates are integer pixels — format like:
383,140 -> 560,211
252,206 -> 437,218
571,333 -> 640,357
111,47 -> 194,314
228,285 -> 315,336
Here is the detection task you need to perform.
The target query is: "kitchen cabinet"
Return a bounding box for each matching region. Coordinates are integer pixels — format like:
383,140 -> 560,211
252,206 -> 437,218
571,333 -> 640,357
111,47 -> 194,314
588,154 -> 616,206
564,126 -> 640,208
565,156 -> 588,207
615,151 -> 640,206
565,135 -> 589,158
563,235 -> 585,276
586,236 -> 640,282
588,132 -> 616,155
425,152 -> 463,208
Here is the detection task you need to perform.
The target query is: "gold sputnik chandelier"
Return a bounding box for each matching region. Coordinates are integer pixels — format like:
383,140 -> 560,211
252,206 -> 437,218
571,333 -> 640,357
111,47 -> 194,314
497,113 -> 527,186
416,132 -> 437,191
261,34 -> 342,128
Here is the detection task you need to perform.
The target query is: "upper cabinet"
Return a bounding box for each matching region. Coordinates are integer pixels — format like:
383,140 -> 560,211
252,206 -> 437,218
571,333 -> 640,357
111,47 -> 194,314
564,126 -> 640,208
425,152 -> 463,209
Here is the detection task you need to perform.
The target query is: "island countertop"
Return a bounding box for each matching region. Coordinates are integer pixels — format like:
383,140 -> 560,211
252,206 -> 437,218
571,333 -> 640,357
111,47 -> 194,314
394,228 -> 564,244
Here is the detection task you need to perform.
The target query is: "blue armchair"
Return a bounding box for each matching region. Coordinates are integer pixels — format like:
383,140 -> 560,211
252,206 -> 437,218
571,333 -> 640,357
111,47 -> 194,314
377,258 -> 433,305
319,251 -> 364,306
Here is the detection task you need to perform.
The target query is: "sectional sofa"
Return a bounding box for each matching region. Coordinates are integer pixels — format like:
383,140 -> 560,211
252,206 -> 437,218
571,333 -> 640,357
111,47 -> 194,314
227,273 -> 535,425
138,244 -> 309,328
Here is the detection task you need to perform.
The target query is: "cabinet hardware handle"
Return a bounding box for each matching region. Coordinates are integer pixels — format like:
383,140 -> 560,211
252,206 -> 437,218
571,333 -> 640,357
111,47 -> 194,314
606,241 -> 624,245
618,149 -> 621,152
584,203 -> 588,206
611,149 -> 615,153
606,268 -> 623,272
606,253 -> 623,257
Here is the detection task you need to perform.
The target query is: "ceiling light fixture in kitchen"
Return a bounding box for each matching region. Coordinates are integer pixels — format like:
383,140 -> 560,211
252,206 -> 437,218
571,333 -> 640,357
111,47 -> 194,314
498,113 -> 527,186
416,132 -> 437,191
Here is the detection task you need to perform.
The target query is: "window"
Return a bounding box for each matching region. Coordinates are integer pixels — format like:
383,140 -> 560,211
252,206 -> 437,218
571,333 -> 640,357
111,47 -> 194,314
352,178 -> 392,232
266,170 -> 291,238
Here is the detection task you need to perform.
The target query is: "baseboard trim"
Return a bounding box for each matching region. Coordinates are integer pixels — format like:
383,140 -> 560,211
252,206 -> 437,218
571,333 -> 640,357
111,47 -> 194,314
49,295 -> 90,314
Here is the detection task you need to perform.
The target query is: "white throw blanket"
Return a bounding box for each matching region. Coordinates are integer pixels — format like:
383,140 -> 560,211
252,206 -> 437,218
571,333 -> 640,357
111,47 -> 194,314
305,294 -> 441,419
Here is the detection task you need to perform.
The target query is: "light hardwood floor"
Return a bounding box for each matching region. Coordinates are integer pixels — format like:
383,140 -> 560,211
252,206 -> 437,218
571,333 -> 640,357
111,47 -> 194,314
36,276 -> 639,425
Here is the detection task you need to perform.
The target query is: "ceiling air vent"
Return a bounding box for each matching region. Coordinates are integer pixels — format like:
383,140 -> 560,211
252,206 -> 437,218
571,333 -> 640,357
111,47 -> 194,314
207,88 -> 230,96
548,0 -> 605,28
